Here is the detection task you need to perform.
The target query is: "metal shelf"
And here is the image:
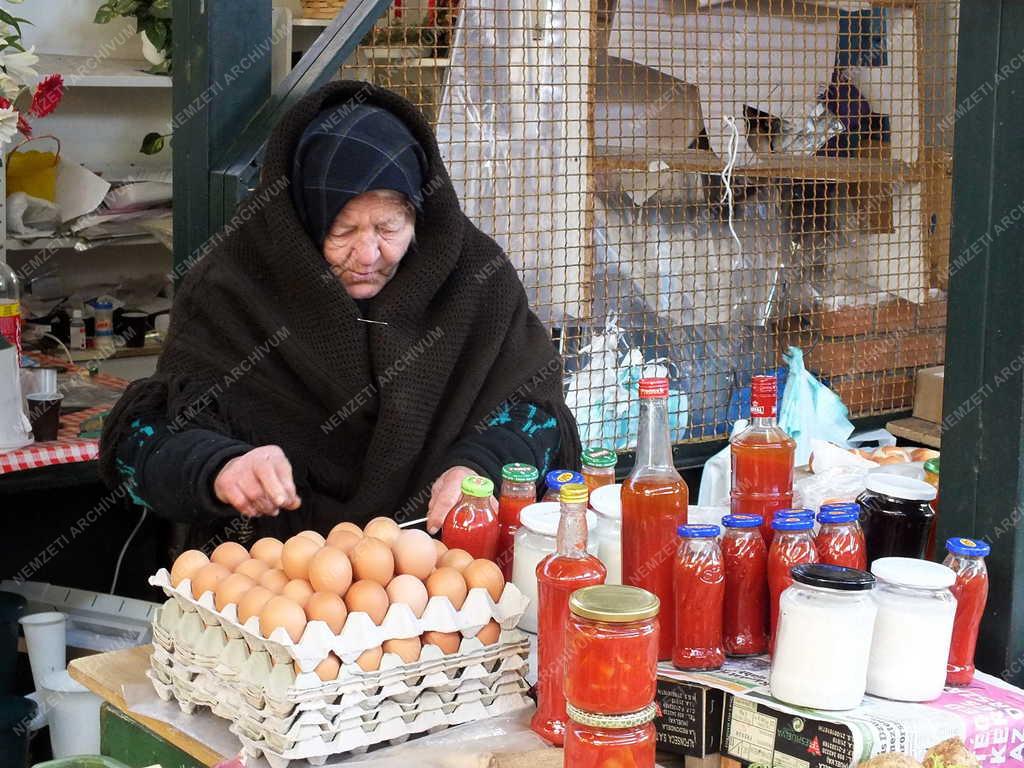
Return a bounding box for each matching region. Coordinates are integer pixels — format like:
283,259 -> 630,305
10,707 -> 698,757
35,54 -> 171,88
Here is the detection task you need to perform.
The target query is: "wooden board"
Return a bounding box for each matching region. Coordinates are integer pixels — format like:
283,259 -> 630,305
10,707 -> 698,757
68,645 -> 227,767
887,416 -> 942,448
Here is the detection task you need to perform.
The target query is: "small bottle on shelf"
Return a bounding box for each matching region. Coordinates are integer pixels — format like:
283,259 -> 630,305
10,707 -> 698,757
441,475 -> 499,560
69,309 -> 86,351
672,524 -> 725,670
721,514 -> 769,657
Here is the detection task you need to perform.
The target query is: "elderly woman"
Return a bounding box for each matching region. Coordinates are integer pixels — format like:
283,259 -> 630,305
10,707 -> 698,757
99,83 -> 579,548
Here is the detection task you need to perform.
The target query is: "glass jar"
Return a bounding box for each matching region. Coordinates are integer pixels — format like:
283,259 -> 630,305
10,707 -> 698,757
943,537 -> 990,687
814,503 -> 867,570
867,557 -> 957,702
497,463 -> 539,580
581,447 -> 618,493
768,516 -> 819,652
442,475 -> 499,560
924,457 -> 940,559
511,502 -> 598,632
565,703 -> 658,768
721,514 -> 768,657
857,474 -> 937,561
672,525 -> 724,670
565,585 -> 659,714
771,564 -> 877,710
543,469 -> 586,502
589,484 -> 622,585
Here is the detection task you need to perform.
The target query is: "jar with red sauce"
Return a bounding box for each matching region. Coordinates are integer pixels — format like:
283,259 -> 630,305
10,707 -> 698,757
497,462 -> 539,579
721,514 -> 768,657
565,703 -> 658,768
442,475 -> 499,560
672,524 -> 725,670
543,469 -> 586,502
943,537 -> 990,687
815,503 -> 867,570
768,516 -> 818,652
565,584 -> 659,714
582,447 -> 618,493
532,483 -> 607,745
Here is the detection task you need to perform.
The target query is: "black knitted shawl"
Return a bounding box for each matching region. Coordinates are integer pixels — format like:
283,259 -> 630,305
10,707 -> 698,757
99,81 -> 580,538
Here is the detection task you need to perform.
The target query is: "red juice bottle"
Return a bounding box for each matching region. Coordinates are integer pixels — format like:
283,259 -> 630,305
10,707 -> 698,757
442,475 -> 499,560
532,483 -> 606,745
672,524 -> 725,670
943,537 -> 990,686
815,503 -> 867,570
622,377 -> 688,661
497,462 -> 538,580
731,376 -> 796,548
767,516 -> 818,653
721,514 -> 769,656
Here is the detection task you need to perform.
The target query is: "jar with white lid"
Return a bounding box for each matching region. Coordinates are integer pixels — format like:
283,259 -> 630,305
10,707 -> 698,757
867,557 -> 956,702
770,564 -> 877,710
512,502 -> 598,632
589,484 -> 622,585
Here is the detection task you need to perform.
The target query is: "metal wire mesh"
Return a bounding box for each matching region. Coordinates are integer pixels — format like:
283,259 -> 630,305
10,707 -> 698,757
332,0 -> 958,448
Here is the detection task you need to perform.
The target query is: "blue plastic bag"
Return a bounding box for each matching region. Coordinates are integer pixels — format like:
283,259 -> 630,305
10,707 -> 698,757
778,346 -> 855,466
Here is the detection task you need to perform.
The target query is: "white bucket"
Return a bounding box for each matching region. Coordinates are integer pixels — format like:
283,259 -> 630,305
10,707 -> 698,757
39,669 -> 101,757
19,612 -> 66,691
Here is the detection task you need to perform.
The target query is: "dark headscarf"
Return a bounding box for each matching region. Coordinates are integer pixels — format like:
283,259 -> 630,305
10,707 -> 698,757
290,104 -> 427,247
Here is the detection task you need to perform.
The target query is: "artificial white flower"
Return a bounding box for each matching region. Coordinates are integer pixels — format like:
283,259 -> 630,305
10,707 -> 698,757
0,46 -> 38,83
0,73 -> 18,101
0,106 -> 20,146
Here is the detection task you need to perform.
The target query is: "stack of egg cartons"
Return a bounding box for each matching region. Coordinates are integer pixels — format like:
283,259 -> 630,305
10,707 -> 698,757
148,568 -> 532,768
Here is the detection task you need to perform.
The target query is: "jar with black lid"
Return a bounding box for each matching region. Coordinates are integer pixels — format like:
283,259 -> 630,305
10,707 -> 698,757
857,473 -> 937,562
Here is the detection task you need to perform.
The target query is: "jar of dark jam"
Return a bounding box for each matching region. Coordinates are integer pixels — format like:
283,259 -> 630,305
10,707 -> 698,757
857,474 -> 937,562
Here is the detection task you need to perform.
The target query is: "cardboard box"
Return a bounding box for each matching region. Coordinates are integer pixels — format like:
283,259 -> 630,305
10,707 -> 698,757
654,672 -> 725,758
913,365 -> 945,424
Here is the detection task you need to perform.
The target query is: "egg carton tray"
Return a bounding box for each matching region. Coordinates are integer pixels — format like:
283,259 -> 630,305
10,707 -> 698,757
151,569 -> 529,673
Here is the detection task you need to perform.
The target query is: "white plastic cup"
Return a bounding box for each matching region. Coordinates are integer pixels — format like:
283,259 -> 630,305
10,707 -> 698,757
39,669 -> 101,757
19,612 -> 66,691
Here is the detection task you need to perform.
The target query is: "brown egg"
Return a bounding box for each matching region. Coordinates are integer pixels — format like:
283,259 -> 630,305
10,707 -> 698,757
170,550 -> 209,587
211,542 -> 250,571
463,559 -> 505,602
259,568 -> 289,594
383,637 -> 423,664
426,567 -> 468,609
306,592 -> 348,634
364,517 -> 401,546
386,574 -> 430,618
259,596 -> 307,642
250,538 -> 284,566
191,563 -> 231,600
282,579 -> 314,608
310,653 -> 341,682
476,620 -> 501,645
331,522 -> 364,538
308,547 -> 353,594
281,535 -> 321,581
327,529 -> 362,554
433,539 -> 448,561
237,586 -> 275,624
235,559 -> 270,580
344,580 -> 390,624
911,448 -> 940,463
298,530 -> 326,546
392,529 -> 438,580
439,548 -> 474,572
214,573 -> 255,611
422,631 -> 462,655
356,646 -> 383,672
349,537 -> 395,585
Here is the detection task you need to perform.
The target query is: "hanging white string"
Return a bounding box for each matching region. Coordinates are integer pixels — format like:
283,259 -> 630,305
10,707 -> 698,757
720,116 -> 744,252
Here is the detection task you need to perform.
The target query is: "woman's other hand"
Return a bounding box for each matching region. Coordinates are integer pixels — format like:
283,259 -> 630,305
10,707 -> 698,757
214,445 -> 302,517
427,466 -> 497,534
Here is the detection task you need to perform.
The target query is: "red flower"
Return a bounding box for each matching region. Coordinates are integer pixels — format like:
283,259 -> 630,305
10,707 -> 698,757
30,74 -> 63,118
17,112 -> 31,138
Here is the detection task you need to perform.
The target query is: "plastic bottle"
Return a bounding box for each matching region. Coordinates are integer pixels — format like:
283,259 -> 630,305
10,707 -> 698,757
0,262 -> 21,356
69,310 -> 86,351
93,300 -> 114,352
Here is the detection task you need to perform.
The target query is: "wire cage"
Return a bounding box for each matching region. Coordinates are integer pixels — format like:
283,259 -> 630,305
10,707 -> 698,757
326,0 -> 958,450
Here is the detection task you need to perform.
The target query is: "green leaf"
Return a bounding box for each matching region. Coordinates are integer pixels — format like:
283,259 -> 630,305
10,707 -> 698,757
140,132 -> 165,155
140,16 -> 167,50
150,0 -> 172,19
146,58 -> 171,76
111,0 -> 141,15
94,4 -> 115,23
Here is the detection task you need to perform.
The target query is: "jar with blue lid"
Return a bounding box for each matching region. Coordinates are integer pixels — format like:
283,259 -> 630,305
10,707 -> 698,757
543,469 -> 586,502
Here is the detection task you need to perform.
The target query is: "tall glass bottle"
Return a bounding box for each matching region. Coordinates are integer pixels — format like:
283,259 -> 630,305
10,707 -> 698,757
0,262 -> 22,356
532,483 -> 607,745
621,377 -> 688,660
731,375 -> 796,547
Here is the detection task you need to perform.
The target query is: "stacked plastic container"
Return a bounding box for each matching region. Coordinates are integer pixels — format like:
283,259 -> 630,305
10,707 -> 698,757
147,568 -> 532,768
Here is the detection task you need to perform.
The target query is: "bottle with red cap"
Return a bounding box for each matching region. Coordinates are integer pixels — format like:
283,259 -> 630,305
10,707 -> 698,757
731,375 -> 796,547
621,377 -> 689,661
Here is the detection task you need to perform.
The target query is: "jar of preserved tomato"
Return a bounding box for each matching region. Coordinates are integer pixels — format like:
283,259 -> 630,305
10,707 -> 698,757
497,463 -> 539,579
815,503 -> 867,570
721,514 -> 768,657
857,474 -> 937,562
565,584 -> 659,714
768,516 -> 819,652
543,469 -> 586,502
565,703 -> 658,768
672,525 -> 724,670
442,475 -> 499,560
943,537 -> 990,687
582,447 -> 618,492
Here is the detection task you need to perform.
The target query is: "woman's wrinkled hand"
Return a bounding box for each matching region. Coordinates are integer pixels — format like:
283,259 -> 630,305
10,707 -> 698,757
426,465 -> 498,535
214,445 -> 302,518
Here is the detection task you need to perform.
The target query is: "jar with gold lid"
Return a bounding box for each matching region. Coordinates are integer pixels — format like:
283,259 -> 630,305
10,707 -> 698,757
565,702 -> 658,768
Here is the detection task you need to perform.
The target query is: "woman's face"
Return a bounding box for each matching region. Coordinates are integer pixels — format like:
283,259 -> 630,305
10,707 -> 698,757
322,190 -> 415,299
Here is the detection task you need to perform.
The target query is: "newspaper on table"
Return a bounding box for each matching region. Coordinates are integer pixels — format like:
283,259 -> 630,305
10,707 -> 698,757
659,657 -> 1024,766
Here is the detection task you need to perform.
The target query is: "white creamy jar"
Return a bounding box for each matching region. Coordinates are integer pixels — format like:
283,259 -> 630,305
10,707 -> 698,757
589,483 -> 622,585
